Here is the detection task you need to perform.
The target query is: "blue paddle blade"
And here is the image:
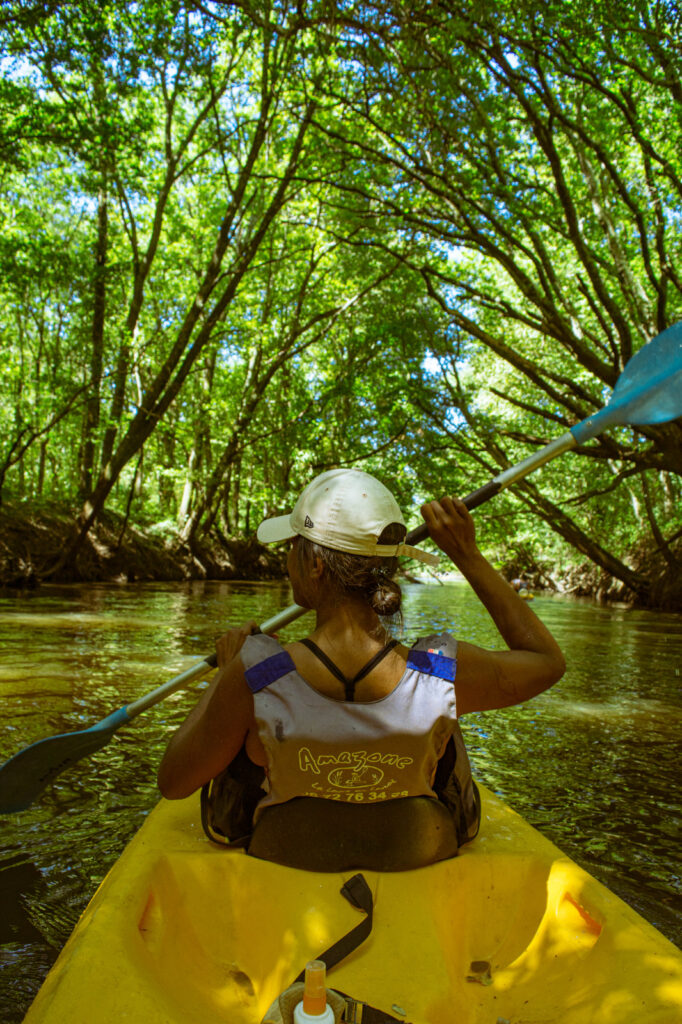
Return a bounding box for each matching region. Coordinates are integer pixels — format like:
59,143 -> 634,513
611,322 -> 682,424
0,707 -> 130,814
571,322 -> 682,444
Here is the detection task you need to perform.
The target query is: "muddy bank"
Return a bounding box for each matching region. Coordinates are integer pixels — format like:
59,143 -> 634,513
0,501 -> 285,588
500,562 -> 636,605
498,552 -> 682,612
1,501 -> 679,611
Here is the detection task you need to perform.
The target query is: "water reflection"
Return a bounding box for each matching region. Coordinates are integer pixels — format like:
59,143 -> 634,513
0,581 -> 680,1021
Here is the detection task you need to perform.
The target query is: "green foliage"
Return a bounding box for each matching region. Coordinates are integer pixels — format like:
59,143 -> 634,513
0,0 -> 680,602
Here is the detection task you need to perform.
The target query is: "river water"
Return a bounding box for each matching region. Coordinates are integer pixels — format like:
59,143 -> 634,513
0,580 -> 680,1020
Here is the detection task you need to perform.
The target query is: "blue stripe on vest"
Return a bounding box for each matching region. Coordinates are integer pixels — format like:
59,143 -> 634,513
407,649 -> 456,682
245,651 -> 296,693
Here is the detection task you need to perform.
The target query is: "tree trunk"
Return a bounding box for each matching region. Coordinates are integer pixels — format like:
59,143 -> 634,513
80,184 -> 108,497
52,100 -> 316,574
177,446 -> 198,524
517,478 -> 651,600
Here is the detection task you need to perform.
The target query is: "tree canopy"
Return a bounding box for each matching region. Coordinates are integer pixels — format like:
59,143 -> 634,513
1,0 -> 681,607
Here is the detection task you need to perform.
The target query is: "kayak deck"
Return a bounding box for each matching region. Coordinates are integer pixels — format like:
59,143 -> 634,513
24,785 -> 682,1024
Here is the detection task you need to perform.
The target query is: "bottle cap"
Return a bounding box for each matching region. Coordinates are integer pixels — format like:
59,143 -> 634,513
302,960 -> 327,1016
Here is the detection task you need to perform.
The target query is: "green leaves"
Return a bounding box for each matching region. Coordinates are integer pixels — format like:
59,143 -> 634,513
0,0 -> 680,602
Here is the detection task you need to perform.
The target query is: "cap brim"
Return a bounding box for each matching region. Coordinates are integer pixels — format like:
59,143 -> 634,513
257,513 -> 295,544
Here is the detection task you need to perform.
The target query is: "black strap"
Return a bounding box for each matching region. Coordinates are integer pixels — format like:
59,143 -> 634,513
294,873 -> 373,982
292,873 -> 412,1023
337,993 -> 412,1023
299,638 -> 399,701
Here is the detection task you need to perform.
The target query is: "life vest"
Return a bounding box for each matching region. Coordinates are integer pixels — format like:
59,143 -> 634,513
201,632 -> 480,862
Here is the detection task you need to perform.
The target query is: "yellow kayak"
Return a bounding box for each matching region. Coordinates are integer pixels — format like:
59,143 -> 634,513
24,785 -> 682,1024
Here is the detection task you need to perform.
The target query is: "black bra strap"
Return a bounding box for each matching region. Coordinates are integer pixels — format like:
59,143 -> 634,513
351,639 -> 399,685
299,638 -> 348,686
299,638 -> 399,701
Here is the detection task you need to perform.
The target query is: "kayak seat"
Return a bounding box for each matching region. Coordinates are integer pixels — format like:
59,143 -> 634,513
248,795 -> 459,871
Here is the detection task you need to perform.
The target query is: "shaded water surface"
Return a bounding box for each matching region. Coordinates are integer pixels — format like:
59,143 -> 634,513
0,580 -> 680,1020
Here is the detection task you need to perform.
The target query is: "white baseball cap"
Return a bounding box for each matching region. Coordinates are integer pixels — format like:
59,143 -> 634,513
257,469 -> 439,566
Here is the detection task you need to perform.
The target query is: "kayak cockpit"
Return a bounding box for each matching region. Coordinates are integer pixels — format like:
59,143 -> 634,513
24,788 -> 682,1024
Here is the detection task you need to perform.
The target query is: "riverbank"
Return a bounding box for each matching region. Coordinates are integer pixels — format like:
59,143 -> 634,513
1,500 -> 679,610
413,563 -> 645,605
0,500 -> 285,588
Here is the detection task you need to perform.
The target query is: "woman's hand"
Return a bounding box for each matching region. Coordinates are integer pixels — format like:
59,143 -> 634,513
420,496 -> 480,567
216,620 -> 259,668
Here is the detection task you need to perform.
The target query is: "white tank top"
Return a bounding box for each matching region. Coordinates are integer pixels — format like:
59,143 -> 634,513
240,632 -> 470,822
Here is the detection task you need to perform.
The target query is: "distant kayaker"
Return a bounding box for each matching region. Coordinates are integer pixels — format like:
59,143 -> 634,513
158,469 -> 565,870
511,576 -> 534,600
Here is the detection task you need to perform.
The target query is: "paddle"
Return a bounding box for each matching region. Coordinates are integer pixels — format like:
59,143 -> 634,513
0,604 -> 303,814
408,319 -> 682,543
1,322 -> 681,814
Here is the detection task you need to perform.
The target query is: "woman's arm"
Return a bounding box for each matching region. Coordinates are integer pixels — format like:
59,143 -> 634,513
157,621 -> 258,799
421,497 -> 566,715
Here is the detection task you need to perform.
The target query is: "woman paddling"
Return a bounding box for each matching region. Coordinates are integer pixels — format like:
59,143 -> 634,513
158,469 -> 565,870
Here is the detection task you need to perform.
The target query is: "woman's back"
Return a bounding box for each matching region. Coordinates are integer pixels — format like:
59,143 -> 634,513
241,632 -> 460,815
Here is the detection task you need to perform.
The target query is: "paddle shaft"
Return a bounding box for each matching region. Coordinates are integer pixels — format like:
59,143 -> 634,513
123,602 -> 310,719
407,431 -> 577,546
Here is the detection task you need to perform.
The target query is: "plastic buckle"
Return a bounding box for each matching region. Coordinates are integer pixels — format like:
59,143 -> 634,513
342,995 -> 364,1023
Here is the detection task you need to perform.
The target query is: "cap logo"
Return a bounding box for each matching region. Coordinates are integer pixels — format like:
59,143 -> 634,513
304,515 -> 314,529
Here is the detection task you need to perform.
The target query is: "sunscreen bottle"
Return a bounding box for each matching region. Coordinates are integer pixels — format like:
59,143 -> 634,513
293,960 -> 335,1024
